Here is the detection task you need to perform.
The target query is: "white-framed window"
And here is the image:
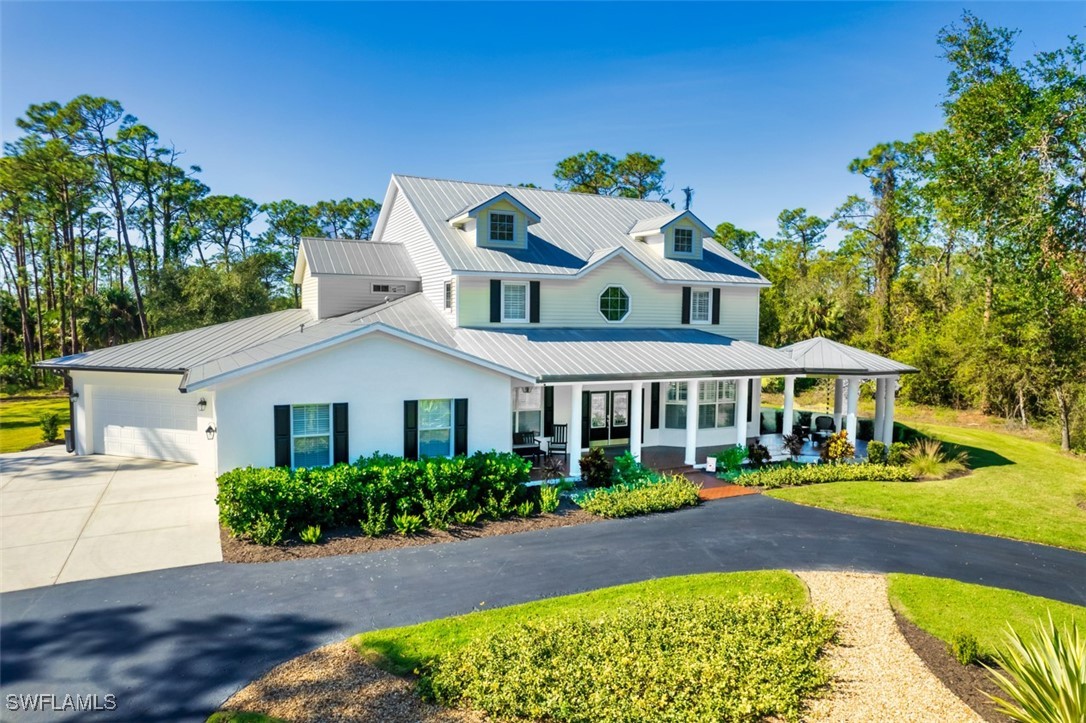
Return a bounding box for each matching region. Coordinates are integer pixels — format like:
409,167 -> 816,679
444,280 -> 453,310
664,382 -> 688,429
489,212 -> 515,243
697,380 -> 737,429
292,404 -> 331,468
418,399 -> 453,457
674,227 -> 694,254
690,289 -> 711,324
598,285 -> 630,322
512,386 -> 543,435
502,281 -> 528,322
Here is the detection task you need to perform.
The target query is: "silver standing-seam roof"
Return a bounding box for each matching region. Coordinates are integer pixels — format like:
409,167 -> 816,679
778,336 -> 918,375
296,238 -> 420,279
390,175 -> 768,286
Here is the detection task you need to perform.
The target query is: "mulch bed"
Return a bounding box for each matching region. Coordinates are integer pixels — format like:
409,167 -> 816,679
221,499 -> 600,563
892,610 -> 1012,722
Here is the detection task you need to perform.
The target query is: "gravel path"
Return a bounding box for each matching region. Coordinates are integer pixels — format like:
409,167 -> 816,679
797,571 -> 983,722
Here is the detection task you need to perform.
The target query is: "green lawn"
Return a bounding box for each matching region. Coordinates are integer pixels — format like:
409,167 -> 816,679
352,571 -> 806,675
767,424 -> 1086,551
0,394 -> 69,453
888,574 -> 1086,658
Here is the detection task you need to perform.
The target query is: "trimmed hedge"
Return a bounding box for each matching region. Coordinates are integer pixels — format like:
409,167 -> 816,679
217,451 -> 531,544
429,595 -> 836,722
733,461 -> 916,489
573,475 -> 700,518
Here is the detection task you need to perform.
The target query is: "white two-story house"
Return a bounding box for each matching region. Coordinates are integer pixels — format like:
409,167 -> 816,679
44,175 -> 914,476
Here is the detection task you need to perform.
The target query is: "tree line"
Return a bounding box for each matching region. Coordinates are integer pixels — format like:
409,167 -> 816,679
1,13 -> 1082,450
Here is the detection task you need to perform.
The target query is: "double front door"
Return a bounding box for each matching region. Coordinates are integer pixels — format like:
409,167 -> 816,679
585,390 -> 631,446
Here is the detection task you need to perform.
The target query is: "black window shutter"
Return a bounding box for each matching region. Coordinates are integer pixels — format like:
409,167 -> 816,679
404,400 -> 418,460
581,391 -> 591,446
529,281 -> 540,323
543,386 -> 554,436
489,280 -> 501,322
681,287 -> 691,324
712,288 -> 721,325
650,383 -> 660,429
454,398 -> 468,456
332,402 -> 349,464
274,405 -> 291,467
747,380 -> 754,423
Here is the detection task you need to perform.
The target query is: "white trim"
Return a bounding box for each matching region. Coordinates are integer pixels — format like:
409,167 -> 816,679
487,210 -> 517,244
182,323 -> 537,391
689,288 -> 712,324
291,403 -> 332,468
597,284 -> 631,323
501,280 -> 530,323
673,227 -> 695,255
447,191 -> 543,226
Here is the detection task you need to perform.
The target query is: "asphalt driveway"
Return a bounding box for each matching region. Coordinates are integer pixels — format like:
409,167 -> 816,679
0,447 -> 221,592
2,494 -> 1084,722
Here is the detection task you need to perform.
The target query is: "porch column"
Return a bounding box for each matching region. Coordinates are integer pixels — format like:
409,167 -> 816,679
845,377 -> 859,442
735,377 -> 750,446
873,378 -> 886,443
568,383 -> 583,479
833,378 -> 845,431
882,376 -> 897,445
782,375 -> 795,436
684,378 -> 698,466
630,380 -> 644,462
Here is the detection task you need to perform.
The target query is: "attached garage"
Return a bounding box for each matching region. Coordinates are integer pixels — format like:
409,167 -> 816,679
93,387 -> 201,463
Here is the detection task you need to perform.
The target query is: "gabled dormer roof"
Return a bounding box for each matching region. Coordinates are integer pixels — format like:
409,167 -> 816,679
447,191 -> 542,228
379,175 -> 768,287
293,237 -> 420,284
628,210 -> 713,239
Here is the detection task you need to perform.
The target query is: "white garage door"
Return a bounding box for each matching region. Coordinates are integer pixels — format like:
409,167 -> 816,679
95,387 -> 200,463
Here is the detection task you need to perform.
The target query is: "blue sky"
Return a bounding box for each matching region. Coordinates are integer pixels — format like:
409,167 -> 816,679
3,2 -> 1082,240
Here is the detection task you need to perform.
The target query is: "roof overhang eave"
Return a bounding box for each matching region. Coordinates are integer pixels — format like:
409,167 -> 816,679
537,367 -> 804,384
33,362 -> 187,375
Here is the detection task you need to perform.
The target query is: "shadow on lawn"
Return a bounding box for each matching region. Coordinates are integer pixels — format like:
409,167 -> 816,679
0,604 -> 339,721
943,441 -> 1014,470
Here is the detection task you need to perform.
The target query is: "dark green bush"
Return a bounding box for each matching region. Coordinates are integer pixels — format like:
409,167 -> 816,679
888,441 -> 911,466
574,475 -> 700,518
578,447 -> 613,488
734,462 -> 916,489
217,451 -> 531,544
612,450 -> 652,486
717,445 -> 747,472
0,353 -> 35,391
38,412 -> 60,443
429,596 -> 836,722
858,418 -> 875,441
949,631 -> 980,666
867,440 -> 889,465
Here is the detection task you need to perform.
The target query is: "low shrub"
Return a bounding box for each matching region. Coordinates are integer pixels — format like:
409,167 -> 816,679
359,501 -> 388,537
867,440 -> 889,465
747,439 -> 772,467
717,445 -> 748,472
579,447 -> 613,488
429,595 -> 836,722
950,632 -> 980,666
782,432 -> 806,461
820,430 -> 855,462
515,500 -> 535,518
299,524 -> 322,544
612,450 -> 652,486
38,412 -> 60,443
452,508 -> 482,526
392,513 -> 423,536
575,474 -> 700,518
537,485 -> 561,514
904,438 -> 969,480
250,511 -> 287,546
888,441 -> 911,466
985,616 -> 1086,723
734,462 -> 916,489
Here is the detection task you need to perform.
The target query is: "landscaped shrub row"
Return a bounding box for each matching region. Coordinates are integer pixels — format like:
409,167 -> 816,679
428,595 -> 836,722
734,461 -> 916,489
573,474 -> 701,518
217,451 -> 532,544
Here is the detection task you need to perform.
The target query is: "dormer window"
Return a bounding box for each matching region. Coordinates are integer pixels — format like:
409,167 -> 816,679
674,228 -> 694,254
490,212 -> 515,243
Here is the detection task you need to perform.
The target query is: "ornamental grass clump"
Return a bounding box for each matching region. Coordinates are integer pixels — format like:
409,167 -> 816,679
904,438 -> 969,480
428,596 -> 836,722
574,474 -> 700,518
985,615 -> 1086,723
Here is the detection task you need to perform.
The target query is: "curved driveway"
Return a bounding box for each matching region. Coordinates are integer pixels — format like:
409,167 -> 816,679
2,495 -> 1084,722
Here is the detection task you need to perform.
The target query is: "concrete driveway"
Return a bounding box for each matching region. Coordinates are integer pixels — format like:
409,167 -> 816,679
1,446 -> 221,592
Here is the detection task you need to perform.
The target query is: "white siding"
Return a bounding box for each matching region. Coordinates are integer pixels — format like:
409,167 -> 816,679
212,333 -> 514,474
377,186 -> 451,309
457,257 -> 761,341
301,274 -> 319,315
315,276 -> 420,318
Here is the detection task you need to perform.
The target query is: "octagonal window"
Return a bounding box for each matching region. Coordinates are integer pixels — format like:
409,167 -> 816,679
598,286 -> 630,322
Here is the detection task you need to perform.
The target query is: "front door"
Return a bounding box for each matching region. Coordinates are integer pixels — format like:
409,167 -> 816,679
585,390 -> 632,446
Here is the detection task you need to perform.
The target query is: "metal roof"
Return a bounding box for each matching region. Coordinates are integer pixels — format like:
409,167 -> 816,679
778,337 -> 918,375
391,175 -> 768,286
298,238 -> 420,278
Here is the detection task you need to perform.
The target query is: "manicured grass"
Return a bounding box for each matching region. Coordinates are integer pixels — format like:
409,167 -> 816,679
888,574 -> 1086,658
206,713 -> 288,723
767,424 -> 1086,551
0,394 -> 69,453
352,571 -> 807,676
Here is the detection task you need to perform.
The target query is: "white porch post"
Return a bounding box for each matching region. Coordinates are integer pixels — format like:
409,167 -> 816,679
568,383 -> 583,479
630,381 -> 644,462
833,378 -> 845,431
874,378 -> 886,443
882,376 -> 897,445
684,378 -> 698,465
782,375 -> 795,436
845,377 -> 859,442
735,377 -> 750,446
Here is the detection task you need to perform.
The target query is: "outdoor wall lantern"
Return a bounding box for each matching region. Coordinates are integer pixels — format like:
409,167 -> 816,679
69,391 -> 79,399
205,425 -> 217,440
197,398 -> 207,412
